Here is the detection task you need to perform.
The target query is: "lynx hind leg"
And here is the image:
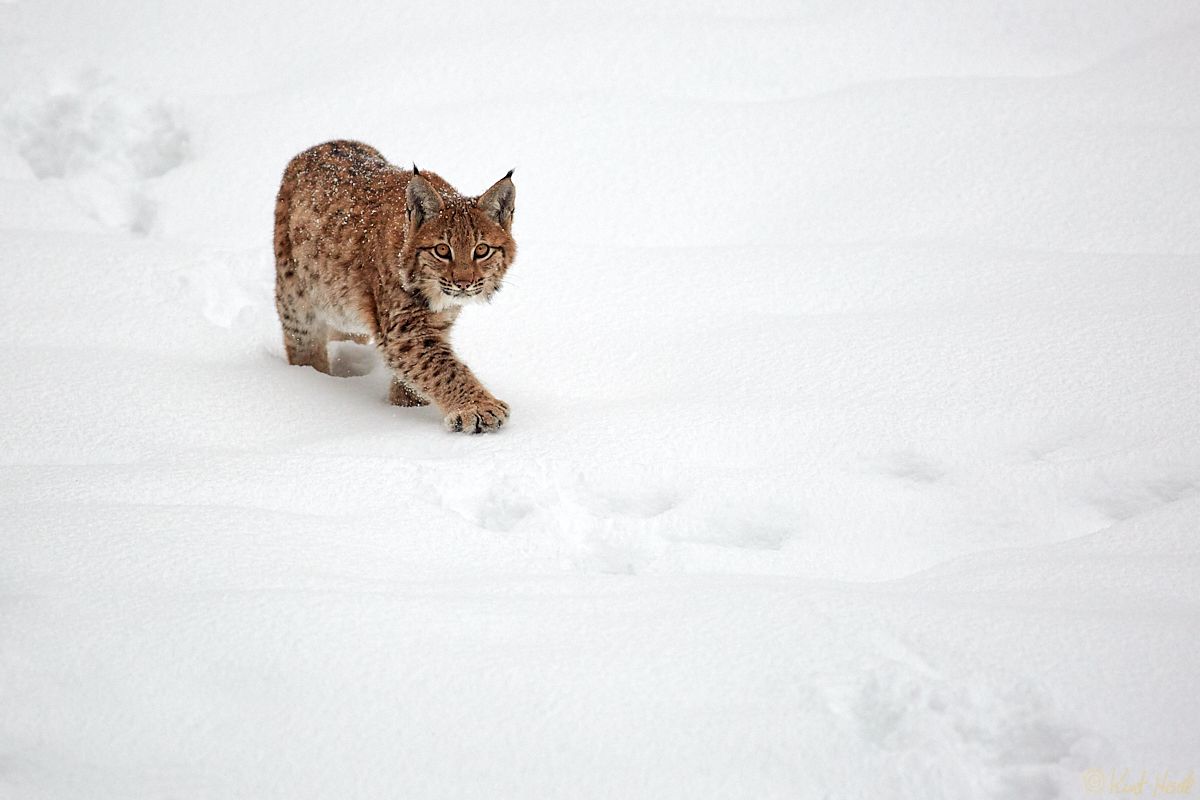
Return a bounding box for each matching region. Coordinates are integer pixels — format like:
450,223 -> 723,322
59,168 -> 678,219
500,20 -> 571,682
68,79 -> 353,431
389,377 -> 430,407
276,283 -> 332,374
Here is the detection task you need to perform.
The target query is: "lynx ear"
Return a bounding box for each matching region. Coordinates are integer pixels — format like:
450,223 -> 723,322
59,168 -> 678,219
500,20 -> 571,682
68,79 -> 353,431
407,168 -> 444,228
477,170 -> 515,231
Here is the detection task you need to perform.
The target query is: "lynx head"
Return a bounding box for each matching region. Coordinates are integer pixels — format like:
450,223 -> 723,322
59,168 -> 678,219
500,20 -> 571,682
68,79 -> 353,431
401,169 -> 516,311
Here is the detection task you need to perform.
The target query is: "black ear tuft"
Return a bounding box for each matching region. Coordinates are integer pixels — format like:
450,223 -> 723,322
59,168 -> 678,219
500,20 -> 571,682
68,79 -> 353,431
477,172 -> 516,231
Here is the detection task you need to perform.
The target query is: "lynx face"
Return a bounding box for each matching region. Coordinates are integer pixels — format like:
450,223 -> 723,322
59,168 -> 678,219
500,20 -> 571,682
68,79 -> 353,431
403,170 -> 516,312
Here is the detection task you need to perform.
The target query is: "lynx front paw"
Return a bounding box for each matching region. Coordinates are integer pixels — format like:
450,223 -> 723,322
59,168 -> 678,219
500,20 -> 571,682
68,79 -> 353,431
445,399 -> 510,434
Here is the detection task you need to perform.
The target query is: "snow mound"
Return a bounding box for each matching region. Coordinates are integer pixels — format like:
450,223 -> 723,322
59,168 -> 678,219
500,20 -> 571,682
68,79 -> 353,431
2,77 -> 189,232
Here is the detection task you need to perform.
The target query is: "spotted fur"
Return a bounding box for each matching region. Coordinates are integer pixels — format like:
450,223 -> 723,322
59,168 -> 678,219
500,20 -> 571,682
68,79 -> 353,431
274,140 -> 516,433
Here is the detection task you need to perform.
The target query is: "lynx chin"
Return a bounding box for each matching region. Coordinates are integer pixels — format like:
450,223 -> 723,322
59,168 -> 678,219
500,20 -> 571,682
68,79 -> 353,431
273,140 -> 517,434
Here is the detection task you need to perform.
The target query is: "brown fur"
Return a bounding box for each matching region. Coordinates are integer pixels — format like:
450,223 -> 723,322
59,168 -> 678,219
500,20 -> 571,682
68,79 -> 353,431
274,140 -> 516,433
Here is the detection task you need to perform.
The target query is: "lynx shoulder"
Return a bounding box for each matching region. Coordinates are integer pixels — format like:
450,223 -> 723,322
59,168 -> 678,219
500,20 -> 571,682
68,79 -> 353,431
273,140 -> 516,433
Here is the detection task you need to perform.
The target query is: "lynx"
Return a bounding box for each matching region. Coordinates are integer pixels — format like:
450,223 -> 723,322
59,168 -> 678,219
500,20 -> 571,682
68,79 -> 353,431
273,140 -> 516,433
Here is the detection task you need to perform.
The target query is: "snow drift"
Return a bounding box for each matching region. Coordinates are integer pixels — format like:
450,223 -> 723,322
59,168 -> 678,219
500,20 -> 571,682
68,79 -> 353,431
1,0 -> 1198,797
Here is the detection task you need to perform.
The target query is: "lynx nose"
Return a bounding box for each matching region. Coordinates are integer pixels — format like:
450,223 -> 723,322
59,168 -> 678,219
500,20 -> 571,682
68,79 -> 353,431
454,279 -> 473,291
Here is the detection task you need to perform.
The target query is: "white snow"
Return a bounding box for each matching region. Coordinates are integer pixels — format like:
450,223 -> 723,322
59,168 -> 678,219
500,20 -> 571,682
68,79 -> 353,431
1,0 -> 1198,797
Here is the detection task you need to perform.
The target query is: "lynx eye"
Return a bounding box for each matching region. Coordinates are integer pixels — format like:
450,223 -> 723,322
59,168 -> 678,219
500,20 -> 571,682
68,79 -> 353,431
434,243 -> 451,259
473,243 -> 491,259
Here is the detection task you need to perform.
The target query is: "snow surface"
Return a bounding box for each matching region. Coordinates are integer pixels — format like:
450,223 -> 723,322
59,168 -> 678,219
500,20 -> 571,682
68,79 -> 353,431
1,0 -> 1199,797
